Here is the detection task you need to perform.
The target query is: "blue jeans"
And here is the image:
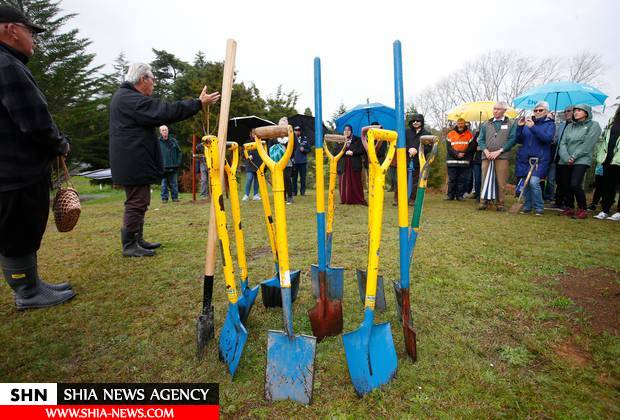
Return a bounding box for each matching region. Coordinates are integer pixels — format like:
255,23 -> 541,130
524,175 -> 544,212
472,162 -> 482,198
543,162 -> 556,201
161,171 -> 178,201
244,172 -> 259,196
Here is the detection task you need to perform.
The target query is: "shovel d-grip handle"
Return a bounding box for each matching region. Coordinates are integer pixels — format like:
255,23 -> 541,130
324,138 -> 347,237
367,128 -> 398,172
203,136 -> 239,305
255,126 -> 294,289
243,142 -> 278,266
224,142 -> 249,283
417,135 -> 439,189
254,125 -> 290,141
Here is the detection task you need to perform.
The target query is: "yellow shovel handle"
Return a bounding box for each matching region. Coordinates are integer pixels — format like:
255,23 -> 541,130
225,144 -> 248,282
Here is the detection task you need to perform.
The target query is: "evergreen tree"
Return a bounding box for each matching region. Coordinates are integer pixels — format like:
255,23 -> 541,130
263,85 -> 298,123
303,107 -> 313,116
328,102 -> 347,131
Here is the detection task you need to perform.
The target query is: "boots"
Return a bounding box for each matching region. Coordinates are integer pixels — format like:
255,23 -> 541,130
1,253 -> 75,310
121,228 -> 155,257
138,223 -> 161,250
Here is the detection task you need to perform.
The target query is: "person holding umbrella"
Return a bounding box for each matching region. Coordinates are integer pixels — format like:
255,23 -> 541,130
477,102 -> 518,211
557,104 -> 602,219
515,101 -> 555,215
445,118 -> 475,200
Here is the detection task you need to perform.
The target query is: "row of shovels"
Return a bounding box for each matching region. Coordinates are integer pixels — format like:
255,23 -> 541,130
195,40 -> 438,404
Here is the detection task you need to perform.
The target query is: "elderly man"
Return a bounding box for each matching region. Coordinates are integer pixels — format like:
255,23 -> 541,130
0,5 -> 76,309
158,125 -> 182,203
477,101 -> 518,211
109,63 -> 219,257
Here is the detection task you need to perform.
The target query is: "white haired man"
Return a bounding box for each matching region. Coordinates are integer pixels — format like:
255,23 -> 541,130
477,101 -> 518,211
109,63 -> 220,257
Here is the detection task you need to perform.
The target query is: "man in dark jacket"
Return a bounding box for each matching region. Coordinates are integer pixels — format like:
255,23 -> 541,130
405,114 -> 431,205
0,5 -> 76,309
158,125 -> 182,203
109,62 -> 219,257
291,126 -> 312,196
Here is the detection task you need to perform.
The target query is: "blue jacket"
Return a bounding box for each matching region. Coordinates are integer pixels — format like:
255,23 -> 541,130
515,116 -> 555,178
292,135 -> 311,164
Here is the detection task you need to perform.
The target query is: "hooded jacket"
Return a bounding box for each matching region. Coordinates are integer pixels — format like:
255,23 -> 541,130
109,82 -> 202,185
595,115 -> 620,166
558,104 -> 602,166
515,115 -> 555,178
405,115 -> 431,166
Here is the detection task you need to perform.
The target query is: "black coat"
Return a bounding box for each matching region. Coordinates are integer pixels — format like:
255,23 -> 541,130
405,128 -> 431,166
337,136 -> 365,174
109,82 -> 201,185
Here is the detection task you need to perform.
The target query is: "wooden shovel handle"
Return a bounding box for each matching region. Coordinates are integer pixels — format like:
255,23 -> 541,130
255,125 -> 289,139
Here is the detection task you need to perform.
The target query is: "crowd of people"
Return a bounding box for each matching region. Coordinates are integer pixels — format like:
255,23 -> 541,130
0,4 -> 617,311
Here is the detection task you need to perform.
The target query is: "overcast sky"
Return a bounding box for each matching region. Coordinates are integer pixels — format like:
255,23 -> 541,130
62,0 -> 619,121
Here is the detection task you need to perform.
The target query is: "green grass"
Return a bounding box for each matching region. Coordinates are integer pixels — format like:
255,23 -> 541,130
1,175 -> 619,418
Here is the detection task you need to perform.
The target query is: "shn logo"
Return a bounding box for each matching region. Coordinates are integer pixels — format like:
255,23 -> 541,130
11,388 -> 47,402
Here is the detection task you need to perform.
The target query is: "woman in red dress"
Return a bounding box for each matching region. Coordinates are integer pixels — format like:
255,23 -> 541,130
338,124 -> 367,204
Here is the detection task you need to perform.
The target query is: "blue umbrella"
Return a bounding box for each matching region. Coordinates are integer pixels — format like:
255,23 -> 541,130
513,81 -> 608,112
335,102 -> 396,137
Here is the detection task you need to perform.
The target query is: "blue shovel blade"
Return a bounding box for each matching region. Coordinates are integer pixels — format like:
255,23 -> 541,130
265,330 -> 316,405
342,319 -> 397,396
310,264 -> 344,300
237,281 -> 260,326
218,303 -> 248,377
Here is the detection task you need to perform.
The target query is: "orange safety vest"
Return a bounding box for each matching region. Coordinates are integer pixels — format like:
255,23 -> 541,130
446,129 -> 473,153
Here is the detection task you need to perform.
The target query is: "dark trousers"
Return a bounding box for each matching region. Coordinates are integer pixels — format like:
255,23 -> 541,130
601,164 -> 620,213
291,163 -> 307,196
591,174 -> 604,205
447,165 -> 470,198
283,167 -> 293,200
0,177 -> 50,257
555,164 -> 574,208
123,184 -> 151,232
558,164 -> 589,210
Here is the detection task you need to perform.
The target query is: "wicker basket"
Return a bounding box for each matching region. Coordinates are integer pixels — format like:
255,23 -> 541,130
53,157 -> 81,232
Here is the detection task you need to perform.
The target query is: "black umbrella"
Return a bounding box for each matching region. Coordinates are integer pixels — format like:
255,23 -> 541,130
227,116 -> 275,144
287,114 -> 329,147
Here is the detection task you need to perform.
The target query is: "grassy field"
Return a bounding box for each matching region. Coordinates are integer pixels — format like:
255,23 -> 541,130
1,176 -> 618,418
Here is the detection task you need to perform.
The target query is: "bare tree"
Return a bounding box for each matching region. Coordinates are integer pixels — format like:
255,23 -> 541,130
567,52 -> 605,84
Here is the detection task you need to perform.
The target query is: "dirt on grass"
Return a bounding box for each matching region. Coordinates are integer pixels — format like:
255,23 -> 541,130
551,267 -> 620,335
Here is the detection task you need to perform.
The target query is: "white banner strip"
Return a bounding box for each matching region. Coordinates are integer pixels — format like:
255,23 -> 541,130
0,383 -> 57,405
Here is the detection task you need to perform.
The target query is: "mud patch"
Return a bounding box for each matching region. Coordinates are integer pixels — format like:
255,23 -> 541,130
544,267 -> 619,335
247,246 -> 272,260
554,341 -> 591,367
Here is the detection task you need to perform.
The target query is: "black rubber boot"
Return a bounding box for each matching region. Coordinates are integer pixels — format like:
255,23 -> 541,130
121,228 -> 155,257
138,223 -> 161,250
1,253 -> 75,310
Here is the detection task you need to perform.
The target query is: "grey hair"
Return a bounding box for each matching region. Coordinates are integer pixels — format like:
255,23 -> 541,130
124,63 -> 153,85
534,101 -> 549,110
494,101 -> 510,110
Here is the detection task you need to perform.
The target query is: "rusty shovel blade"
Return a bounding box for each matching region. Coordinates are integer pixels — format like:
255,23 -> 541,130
393,281 -> 417,361
308,271 -> 343,342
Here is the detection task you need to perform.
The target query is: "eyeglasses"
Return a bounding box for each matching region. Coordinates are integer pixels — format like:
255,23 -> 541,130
533,109 -> 546,112
13,23 -> 37,38
412,120 -> 422,123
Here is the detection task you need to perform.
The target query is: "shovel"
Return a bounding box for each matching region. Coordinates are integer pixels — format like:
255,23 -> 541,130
509,157 -> 539,214
308,126 -> 344,341
256,124 -> 317,405
311,135 -> 346,300
225,142 -> 259,325
203,136 -> 248,377
393,130 -> 439,361
356,131 -> 387,312
343,127 -> 398,397
243,143 -> 301,308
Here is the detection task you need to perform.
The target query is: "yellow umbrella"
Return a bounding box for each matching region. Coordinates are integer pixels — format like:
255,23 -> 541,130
446,101 -> 518,122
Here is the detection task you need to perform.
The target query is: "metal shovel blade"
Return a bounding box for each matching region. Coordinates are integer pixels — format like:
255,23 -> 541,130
356,269 -> 387,311
237,282 -> 260,326
308,271 -> 343,341
342,309 -> 397,396
265,330 -> 316,405
260,270 -> 301,308
196,305 -> 214,360
310,264 -> 344,299
218,302 -> 248,377
392,281 -> 417,361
